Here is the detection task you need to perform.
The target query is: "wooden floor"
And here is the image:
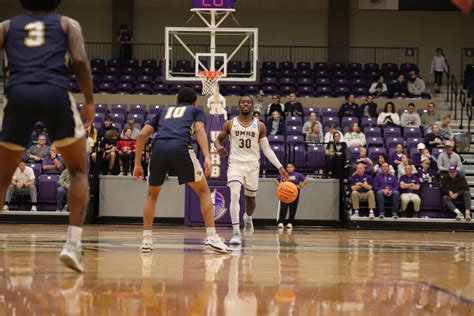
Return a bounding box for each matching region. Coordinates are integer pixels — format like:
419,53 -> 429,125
1,225 -> 474,315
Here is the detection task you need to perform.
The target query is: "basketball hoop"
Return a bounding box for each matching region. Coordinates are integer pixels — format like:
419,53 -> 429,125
198,70 -> 223,96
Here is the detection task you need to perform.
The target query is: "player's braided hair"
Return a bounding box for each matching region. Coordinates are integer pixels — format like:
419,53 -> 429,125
20,0 -> 62,11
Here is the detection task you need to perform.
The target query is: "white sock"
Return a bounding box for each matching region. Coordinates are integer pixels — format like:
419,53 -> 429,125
143,230 -> 152,237
67,226 -> 82,244
206,227 -> 216,238
229,182 -> 242,234
454,209 -> 462,215
245,214 -> 252,221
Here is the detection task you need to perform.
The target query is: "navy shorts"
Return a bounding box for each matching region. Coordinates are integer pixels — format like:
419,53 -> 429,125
148,140 -> 204,187
1,83 -> 85,148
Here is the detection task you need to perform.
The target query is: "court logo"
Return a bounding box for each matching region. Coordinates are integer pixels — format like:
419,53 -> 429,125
211,189 -> 227,220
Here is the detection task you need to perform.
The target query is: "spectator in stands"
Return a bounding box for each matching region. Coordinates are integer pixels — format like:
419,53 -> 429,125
267,95 -> 284,116
120,119 -> 140,140
94,129 -> 119,175
414,147 -> 438,171
377,102 -> 400,127
25,135 -> 50,163
28,122 -> 51,147
354,147 -> 373,173
431,48 -> 449,94
437,141 -> 463,177
325,132 -> 349,179
350,163 -> 376,218
374,162 -> 400,219
338,94 -> 359,118
56,169 -> 70,213
421,102 -> 442,130
253,90 -> 266,115
86,129 -> 95,154
302,112 -> 322,135
117,24 -> 134,63
266,111 -> 284,136
98,116 -> 114,141
390,143 -> 405,170
358,95 -> 378,118
397,154 -> 418,179
324,122 -> 344,143
389,74 -> 409,98
419,159 -> 435,184
2,161 -> 37,212
425,123 -> 446,151
42,147 -> 65,175
407,71 -> 426,97
400,103 -> 421,127
432,114 -> 454,141
305,121 -> 324,144
369,75 -> 388,97
399,164 -> 421,217
441,166 -> 471,221
411,143 -> 426,169
344,122 -> 366,148
284,93 -> 303,117
253,112 -> 264,122
374,154 -> 395,175
117,128 -> 136,176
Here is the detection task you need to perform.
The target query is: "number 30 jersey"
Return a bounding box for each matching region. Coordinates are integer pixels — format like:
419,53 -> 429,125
229,117 -> 260,164
5,14 -> 69,91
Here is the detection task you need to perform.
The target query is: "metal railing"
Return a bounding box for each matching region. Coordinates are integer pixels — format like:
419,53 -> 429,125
460,89 -> 473,134
467,96 -> 473,136
450,75 -> 459,120
85,43 -> 419,66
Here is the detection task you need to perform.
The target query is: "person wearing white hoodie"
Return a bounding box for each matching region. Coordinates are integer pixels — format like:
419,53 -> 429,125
377,101 -> 400,127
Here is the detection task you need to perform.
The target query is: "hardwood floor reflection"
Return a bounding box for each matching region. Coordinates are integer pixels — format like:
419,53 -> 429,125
0,225 -> 473,315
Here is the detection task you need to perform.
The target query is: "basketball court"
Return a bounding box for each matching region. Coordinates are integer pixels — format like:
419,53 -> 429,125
1,224 -> 473,314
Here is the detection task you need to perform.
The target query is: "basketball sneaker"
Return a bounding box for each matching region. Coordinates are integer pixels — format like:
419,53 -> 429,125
230,231 -> 242,245
31,205 -> 37,212
277,223 -> 284,229
59,241 -> 84,273
205,235 -> 231,253
243,214 -> 254,237
466,211 -> 472,221
140,236 -> 153,253
2,205 -> 8,212
369,210 -> 375,219
352,210 -> 359,218
286,223 -> 293,230
378,214 -> 385,219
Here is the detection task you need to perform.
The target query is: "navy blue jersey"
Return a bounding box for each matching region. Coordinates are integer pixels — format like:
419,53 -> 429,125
147,105 -> 206,146
5,14 -> 69,91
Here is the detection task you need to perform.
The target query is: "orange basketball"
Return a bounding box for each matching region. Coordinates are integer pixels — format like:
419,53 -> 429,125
276,182 -> 298,204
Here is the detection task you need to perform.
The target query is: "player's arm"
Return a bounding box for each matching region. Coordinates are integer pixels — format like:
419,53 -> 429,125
258,122 -> 289,180
133,125 -> 155,180
0,20 -> 10,51
195,122 -> 212,177
214,120 -> 232,157
62,17 -> 94,128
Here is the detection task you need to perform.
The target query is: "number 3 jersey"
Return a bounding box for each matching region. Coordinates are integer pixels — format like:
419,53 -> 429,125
229,117 -> 260,164
5,14 -> 69,92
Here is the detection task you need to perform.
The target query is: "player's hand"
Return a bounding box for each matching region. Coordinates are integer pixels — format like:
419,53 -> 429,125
133,165 -> 144,181
81,102 -> 95,130
278,167 -> 289,181
217,146 -> 228,158
204,157 -> 212,177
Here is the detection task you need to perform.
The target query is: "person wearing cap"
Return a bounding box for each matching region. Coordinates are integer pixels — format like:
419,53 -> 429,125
399,164 -> 421,218
437,141 -> 463,177
440,166 -> 471,221
374,162 -> 400,219
407,71 -> 426,97
253,91 -> 267,115
400,103 -> 421,128
412,143 -> 427,169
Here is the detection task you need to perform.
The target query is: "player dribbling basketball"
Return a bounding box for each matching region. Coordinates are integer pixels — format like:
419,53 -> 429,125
215,96 -> 288,245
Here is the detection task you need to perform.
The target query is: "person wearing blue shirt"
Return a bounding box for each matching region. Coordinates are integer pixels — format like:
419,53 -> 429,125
399,165 -> 421,217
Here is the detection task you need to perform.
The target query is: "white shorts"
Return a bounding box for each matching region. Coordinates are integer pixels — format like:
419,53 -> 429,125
227,161 -> 260,197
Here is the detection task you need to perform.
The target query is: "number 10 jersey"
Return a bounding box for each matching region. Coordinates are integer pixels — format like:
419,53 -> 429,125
229,117 -> 260,164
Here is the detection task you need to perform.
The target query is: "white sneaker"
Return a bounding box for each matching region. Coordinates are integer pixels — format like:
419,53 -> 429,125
31,205 -> 37,212
229,231 -> 242,245
243,214 -> 254,237
352,210 -> 359,218
56,209 -> 61,213
140,236 -> 153,253
2,205 -> 9,212
455,210 -> 465,221
392,214 -> 399,219
466,211 -> 472,221
204,235 -> 231,253
379,214 -> 385,219
286,223 -> 293,230
369,210 -> 375,219
277,223 -> 284,229
59,241 -> 84,273
62,205 -> 68,212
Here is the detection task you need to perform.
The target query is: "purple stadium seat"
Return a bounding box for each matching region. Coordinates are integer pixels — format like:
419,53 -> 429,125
381,63 -> 398,71
130,104 -> 146,111
334,86 -> 350,97
331,70 -> 347,78
303,107 -> 320,116
107,59 -> 121,67
116,83 -> 133,94
368,147 -> 387,161
348,70 -> 364,78
383,127 -> 402,139
262,145 -> 285,170
121,67 -> 137,75
299,86 -> 315,97
420,187 -> 443,209
280,85 -> 296,95
262,77 -> 277,85
431,148 -> 444,159
313,70 -> 330,78
96,102 -> 109,111
112,122 -> 123,133
348,63 -> 362,71
341,117 -> 359,129
287,135 -> 304,145
279,69 -> 296,78
111,113 -> 125,123
97,82 -> 116,94
127,114 -> 144,124
119,74 -> 135,84
142,59 -> 157,68
225,85 -> 242,95
69,82 -> 80,93
134,83 -> 153,95
333,78 -> 349,86
297,62 -> 311,70
400,63 -> 418,73
403,127 -> 422,138
170,84 -> 186,94
175,60 -> 192,69
38,175 -> 60,203
262,85 -> 278,94
292,145 -> 306,169
297,69 -> 312,78
137,75 -> 153,84
407,137 -> 423,151
350,78 -> 366,87
91,58 -> 105,68
138,67 -> 157,76
91,66 -> 104,76
364,127 -> 382,138
154,75 -> 163,83
286,126 -> 302,136
280,77 -> 296,85
262,61 -> 277,70
322,116 -> 339,127
306,145 -> 326,170
93,121 -> 102,129
130,108 -> 146,118
361,117 -> 377,128
297,77 -> 313,86
230,106 -> 239,116
153,83 -> 169,94
28,163 -> 42,179
124,59 -> 139,68
365,70 -> 380,79
95,112 -> 106,121
261,69 -> 278,77
364,63 -> 379,71
314,62 -> 329,70
353,87 -> 369,97
148,105 -> 162,113
146,114 -> 155,122
243,85 -> 259,95
268,135 -> 285,143
286,117 -> 303,127
386,137 -> 404,149
279,62 -> 294,70
321,107 -> 338,118
331,63 -> 346,70
102,74 -> 119,84
111,104 -> 128,115
314,77 -> 331,86
94,116 -> 103,124
350,147 -> 361,161
366,137 -> 384,147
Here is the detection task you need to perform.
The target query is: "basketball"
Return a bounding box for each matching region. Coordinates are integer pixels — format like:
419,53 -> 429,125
276,182 -> 298,204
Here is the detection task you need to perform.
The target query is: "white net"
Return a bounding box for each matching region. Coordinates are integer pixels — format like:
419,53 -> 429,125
198,71 -> 223,96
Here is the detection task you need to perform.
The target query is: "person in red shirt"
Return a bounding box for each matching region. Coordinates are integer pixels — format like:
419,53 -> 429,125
117,128 -> 136,175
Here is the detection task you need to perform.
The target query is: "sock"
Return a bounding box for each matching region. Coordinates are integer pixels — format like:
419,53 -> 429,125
454,209 -> 462,214
143,230 -> 152,237
245,214 -> 252,222
232,224 -> 240,234
67,226 -> 82,244
206,227 -> 216,238
229,183 -> 241,234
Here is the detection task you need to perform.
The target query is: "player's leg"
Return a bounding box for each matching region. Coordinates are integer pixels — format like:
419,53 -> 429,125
141,185 -> 162,252
227,163 -> 245,244
242,163 -> 259,237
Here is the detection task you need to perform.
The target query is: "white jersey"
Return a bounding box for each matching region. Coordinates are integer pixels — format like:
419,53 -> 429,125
229,117 -> 260,164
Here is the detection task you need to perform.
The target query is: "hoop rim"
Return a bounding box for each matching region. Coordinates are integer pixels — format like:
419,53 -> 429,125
197,70 -> 224,78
